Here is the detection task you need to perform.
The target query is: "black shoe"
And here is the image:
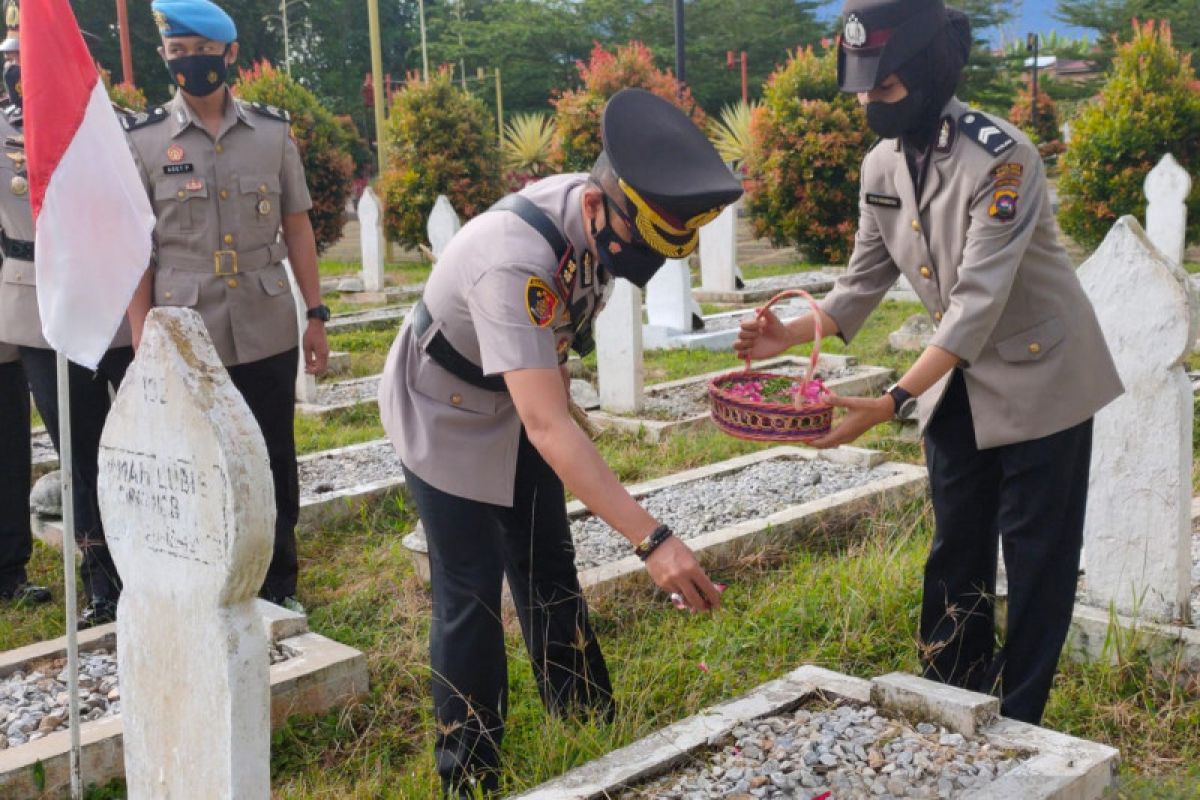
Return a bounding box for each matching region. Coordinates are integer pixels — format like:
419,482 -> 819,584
0,583 -> 52,605
78,599 -> 118,629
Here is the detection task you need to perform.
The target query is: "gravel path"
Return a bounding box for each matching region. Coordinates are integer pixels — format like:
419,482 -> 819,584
571,458 -> 881,570
299,441 -> 402,497
314,375 -> 381,408
622,363 -> 863,421
0,644 -> 295,750
624,702 -> 1023,799
31,429 -> 55,464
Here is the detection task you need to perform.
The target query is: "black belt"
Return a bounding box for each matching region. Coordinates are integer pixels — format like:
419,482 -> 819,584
1,232 -> 33,262
412,299 -> 507,392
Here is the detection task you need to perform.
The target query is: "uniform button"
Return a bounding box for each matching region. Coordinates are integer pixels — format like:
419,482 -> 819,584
450,393 -> 463,406
911,219 -> 921,232
277,279 -> 286,288
219,190 -> 229,200
223,234 -> 233,245
1028,342 -> 1041,355
164,290 -> 173,299
258,183 -> 268,193
227,278 -> 238,288
919,266 -> 932,279
176,190 -> 186,199
214,143 -> 224,154
934,311 -> 943,322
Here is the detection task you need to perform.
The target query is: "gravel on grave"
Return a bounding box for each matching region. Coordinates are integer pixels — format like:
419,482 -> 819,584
741,273 -> 836,294
300,440 -> 401,497
622,363 -> 863,421
623,703 -> 1023,800
1191,528 -> 1199,623
31,429 -> 56,464
314,374 -> 381,407
571,458 -> 882,570
0,644 -> 297,750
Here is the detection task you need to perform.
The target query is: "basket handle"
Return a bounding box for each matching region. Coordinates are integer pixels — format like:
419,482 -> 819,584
746,289 -> 822,386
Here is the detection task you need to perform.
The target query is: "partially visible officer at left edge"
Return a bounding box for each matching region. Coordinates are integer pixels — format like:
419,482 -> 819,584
0,1 -> 124,622
380,88 -> 742,799
124,0 -> 329,613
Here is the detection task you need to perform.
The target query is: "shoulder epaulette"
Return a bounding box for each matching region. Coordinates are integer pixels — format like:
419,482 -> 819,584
121,106 -> 168,132
245,101 -> 290,123
958,111 -> 1016,157
5,134 -> 23,149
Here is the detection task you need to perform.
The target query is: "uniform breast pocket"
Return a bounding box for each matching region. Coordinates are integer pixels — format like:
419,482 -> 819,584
153,178 -> 209,232
154,271 -> 201,308
239,175 -> 281,230
995,317 -> 1064,363
257,263 -> 293,298
1,260 -> 36,287
411,354 -> 499,416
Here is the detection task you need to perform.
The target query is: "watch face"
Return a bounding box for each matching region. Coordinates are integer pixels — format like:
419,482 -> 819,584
897,397 -> 918,420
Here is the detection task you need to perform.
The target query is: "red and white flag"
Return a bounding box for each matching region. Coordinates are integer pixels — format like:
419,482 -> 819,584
21,0 -> 154,369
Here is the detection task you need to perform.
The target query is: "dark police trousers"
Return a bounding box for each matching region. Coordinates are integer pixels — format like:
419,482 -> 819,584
0,360 -> 33,594
226,348 -> 300,600
920,369 -> 1092,725
21,346 -> 133,602
404,430 -> 615,798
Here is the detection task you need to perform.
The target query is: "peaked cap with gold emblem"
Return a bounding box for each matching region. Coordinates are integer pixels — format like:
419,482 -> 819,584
601,88 -> 743,259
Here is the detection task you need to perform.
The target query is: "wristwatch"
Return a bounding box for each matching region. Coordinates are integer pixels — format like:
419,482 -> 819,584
305,304 -> 331,323
885,383 -> 917,419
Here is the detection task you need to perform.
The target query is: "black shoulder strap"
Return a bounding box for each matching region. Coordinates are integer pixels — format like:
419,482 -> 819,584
489,194 -> 572,265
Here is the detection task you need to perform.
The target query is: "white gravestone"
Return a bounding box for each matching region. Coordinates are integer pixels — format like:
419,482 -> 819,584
97,308 -> 275,799
287,260 -> 318,404
595,280 -> 644,413
1144,153 -> 1192,266
427,194 -> 461,260
358,186 -> 386,292
645,258 -> 701,332
1079,216 -> 1196,623
699,202 -> 738,293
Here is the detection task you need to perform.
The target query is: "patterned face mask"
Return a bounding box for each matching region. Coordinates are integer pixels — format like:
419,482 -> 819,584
164,53 -> 228,98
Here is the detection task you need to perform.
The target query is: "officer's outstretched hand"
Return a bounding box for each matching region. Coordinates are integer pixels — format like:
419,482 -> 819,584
733,308 -> 792,362
303,321 -> 330,375
810,393 -> 894,450
645,536 -> 723,612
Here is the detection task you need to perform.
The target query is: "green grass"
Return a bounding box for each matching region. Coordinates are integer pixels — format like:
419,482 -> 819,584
319,259 -> 431,286
741,261 -> 834,280
1183,262 -> 1200,275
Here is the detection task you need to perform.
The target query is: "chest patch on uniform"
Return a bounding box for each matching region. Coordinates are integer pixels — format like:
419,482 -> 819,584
959,112 -> 1015,157
580,251 -> 595,287
163,163 -> 194,175
166,144 -> 185,162
555,255 -> 579,300
935,116 -> 955,153
866,193 -> 901,208
990,162 -> 1023,182
185,179 -> 204,192
989,188 -> 1019,221
525,276 -> 560,327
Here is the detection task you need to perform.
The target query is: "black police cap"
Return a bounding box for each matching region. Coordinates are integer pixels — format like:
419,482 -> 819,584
602,88 -> 743,259
837,0 -> 948,93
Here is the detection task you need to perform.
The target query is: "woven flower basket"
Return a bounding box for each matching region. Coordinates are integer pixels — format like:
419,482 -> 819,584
709,290 -> 833,443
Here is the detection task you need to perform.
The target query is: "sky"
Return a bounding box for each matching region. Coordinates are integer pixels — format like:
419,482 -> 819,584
814,1 -> 1095,45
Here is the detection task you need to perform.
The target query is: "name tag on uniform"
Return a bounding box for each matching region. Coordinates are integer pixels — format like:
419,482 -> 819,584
865,193 -> 901,208
163,163 -> 194,175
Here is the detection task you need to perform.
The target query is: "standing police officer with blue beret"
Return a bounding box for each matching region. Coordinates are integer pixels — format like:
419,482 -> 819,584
737,0 -> 1123,725
124,0 -> 329,613
380,88 -> 741,798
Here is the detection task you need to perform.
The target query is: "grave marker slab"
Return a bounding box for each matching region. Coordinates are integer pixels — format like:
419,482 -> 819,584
594,280 -> 644,413
1144,153 -> 1192,266
1079,216 -> 1195,623
699,202 -> 738,292
645,258 -> 698,332
97,308 -> 275,799
358,187 -> 386,292
427,195 -> 461,260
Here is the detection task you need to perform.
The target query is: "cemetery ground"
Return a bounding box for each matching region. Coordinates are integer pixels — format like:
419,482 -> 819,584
5,269 -> 1200,797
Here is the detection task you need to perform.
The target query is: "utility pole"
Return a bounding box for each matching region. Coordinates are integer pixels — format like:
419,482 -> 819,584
1026,32 -> 1039,134
418,0 -> 430,83
114,0 -> 134,85
367,0 -> 386,173
673,0 -> 685,96
280,0 -> 291,76
727,50 -> 747,105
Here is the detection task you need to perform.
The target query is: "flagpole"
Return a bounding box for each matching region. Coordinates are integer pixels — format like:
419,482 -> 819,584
56,352 -> 84,800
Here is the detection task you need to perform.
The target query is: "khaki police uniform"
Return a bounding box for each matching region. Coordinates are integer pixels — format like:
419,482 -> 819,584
125,89 -> 314,601
0,107 -> 132,605
821,95 -> 1122,723
380,175 -> 617,797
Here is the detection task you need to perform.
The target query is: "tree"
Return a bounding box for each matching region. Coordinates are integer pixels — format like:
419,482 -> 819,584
1057,20 -> 1200,248
1055,0 -> 1200,61
955,0 -> 1021,113
1008,76 -> 1061,144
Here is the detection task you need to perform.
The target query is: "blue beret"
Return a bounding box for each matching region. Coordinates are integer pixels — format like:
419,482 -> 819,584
151,0 -> 237,44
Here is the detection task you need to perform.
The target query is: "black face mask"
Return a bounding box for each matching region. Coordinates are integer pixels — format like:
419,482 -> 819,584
165,53 -> 228,98
865,88 -> 928,140
590,206 -> 665,289
3,63 -> 20,110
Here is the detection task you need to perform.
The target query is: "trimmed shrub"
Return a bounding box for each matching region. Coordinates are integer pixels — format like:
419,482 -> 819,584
1008,77 -> 1060,145
744,46 -> 870,264
551,41 -> 706,172
1058,20 -> 1200,249
101,68 -> 146,112
233,61 -> 355,254
378,72 -> 503,249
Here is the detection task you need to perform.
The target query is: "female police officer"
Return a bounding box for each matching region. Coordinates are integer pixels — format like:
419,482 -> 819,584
380,88 -> 740,798
736,0 -> 1122,725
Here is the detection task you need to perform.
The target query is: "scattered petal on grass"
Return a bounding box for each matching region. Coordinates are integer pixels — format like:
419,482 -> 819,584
697,661 -> 710,673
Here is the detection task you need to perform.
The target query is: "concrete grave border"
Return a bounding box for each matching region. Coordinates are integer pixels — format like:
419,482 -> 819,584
510,665 -> 1119,800
692,273 -> 837,304
296,374 -> 382,418
325,304 -> 408,335
586,355 -> 893,442
0,601 -> 368,798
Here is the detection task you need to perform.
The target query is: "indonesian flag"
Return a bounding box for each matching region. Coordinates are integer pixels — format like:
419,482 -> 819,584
21,0 -> 154,369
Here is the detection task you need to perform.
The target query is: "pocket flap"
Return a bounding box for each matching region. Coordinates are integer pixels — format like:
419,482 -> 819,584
155,178 -> 208,201
411,354 -> 499,415
1,262 -> 35,286
239,175 -> 281,195
154,275 -> 200,307
258,264 -> 292,297
995,317 -> 1064,362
